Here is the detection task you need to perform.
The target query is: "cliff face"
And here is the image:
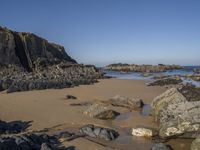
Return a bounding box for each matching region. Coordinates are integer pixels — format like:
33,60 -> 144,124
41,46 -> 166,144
0,26 -> 103,93
0,26 -> 76,71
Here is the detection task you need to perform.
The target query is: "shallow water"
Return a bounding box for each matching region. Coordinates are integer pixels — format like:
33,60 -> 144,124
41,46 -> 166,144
104,66 -> 200,87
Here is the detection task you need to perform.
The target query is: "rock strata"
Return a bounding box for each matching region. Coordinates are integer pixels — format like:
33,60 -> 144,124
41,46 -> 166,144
0,26 -> 103,93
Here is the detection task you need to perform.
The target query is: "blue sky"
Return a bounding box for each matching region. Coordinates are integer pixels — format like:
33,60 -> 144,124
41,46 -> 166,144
1,0 -> 200,66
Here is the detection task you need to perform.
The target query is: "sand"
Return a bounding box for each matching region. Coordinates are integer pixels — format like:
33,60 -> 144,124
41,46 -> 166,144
0,79 -> 192,150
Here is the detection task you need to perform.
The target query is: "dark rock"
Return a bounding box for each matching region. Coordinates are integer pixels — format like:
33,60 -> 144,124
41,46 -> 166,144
66,95 -> 77,100
94,110 -> 120,120
80,124 -> 119,141
147,78 -> 182,86
0,120 -> 31,134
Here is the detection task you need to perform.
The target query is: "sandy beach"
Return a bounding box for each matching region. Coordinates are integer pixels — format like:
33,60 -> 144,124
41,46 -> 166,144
0,79 -> 192,150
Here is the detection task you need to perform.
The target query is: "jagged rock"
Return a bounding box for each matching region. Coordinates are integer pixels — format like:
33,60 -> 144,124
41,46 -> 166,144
0,26 -> 104,93
0,120 -> 31,134
104,63 -> 183,73
151,85 -> 200,139
191,136 -> 200,150
0,134 -> 56,150
109,95 -> 144,109
80,124 -> 119,141
83,103 -> 120,120
147,78 -> 182,86
132,128 -> 153,137
151,143 -> 174,150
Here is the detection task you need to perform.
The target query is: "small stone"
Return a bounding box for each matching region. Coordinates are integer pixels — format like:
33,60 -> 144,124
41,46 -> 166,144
66,95 -> 77,100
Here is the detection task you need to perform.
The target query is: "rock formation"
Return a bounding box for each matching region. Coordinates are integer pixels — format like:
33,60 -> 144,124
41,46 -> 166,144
151,84 -> 200,139
104,63 -> 183,73
0,26 -> 103,92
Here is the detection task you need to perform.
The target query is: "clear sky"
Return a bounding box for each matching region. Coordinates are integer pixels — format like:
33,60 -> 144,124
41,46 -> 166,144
1,0 -> 200,66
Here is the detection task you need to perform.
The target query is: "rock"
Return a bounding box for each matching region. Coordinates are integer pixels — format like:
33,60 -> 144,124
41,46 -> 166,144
109,95 -> 144,109
104,63 -> 183,73
147,78 -> 182,86
0,26 -> 104,93
191,136 -> 200,150
151,143 -> 174,150
0,133 -> 56,150
151,85 -> 200,139
66,95 -> 77,100
132,128 -> 153,137
80,124 -> 119,141
40,143 -> 53,150
84,103 -> 120,120
0,120 -> 31,134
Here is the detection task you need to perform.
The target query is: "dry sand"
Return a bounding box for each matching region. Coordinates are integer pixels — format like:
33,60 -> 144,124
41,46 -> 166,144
0,79 -> 192,150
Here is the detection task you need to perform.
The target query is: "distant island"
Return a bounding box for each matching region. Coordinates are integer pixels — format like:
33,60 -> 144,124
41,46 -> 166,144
104,63 -> 183,73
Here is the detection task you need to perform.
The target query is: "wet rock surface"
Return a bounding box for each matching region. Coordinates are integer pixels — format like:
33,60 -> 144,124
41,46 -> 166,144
151,84 -> 200,139
191,136 -> 200,150
80,124 -> 119,141
147,77 -> 182,86
0,26 -> 104,93
151,143 -> 174,150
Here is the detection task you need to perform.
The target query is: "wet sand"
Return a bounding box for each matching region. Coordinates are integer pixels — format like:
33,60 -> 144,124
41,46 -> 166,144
0,79 -> 192,149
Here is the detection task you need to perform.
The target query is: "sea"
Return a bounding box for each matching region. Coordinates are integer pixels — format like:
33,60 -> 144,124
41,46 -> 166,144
104,66 -> 200,87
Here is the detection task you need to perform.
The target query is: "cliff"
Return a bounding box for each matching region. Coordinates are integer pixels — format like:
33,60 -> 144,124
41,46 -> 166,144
0,26 -> 103,92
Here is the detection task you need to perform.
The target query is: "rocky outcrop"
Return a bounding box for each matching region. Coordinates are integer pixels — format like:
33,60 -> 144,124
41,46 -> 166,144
151,85 -> 200,139
147,77 -> 182,86
104,63 -> 183,73
0,26 -> 76,71
0,26 -> 103,92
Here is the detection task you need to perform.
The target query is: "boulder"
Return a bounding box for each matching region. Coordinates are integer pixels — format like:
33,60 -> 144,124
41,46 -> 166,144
109,95 -> 144,109
132,128 -> 153,137
151,143 -> 174,150
80,124 -> 119,141
151,85 -> 200,139
83,103 -> 120,120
